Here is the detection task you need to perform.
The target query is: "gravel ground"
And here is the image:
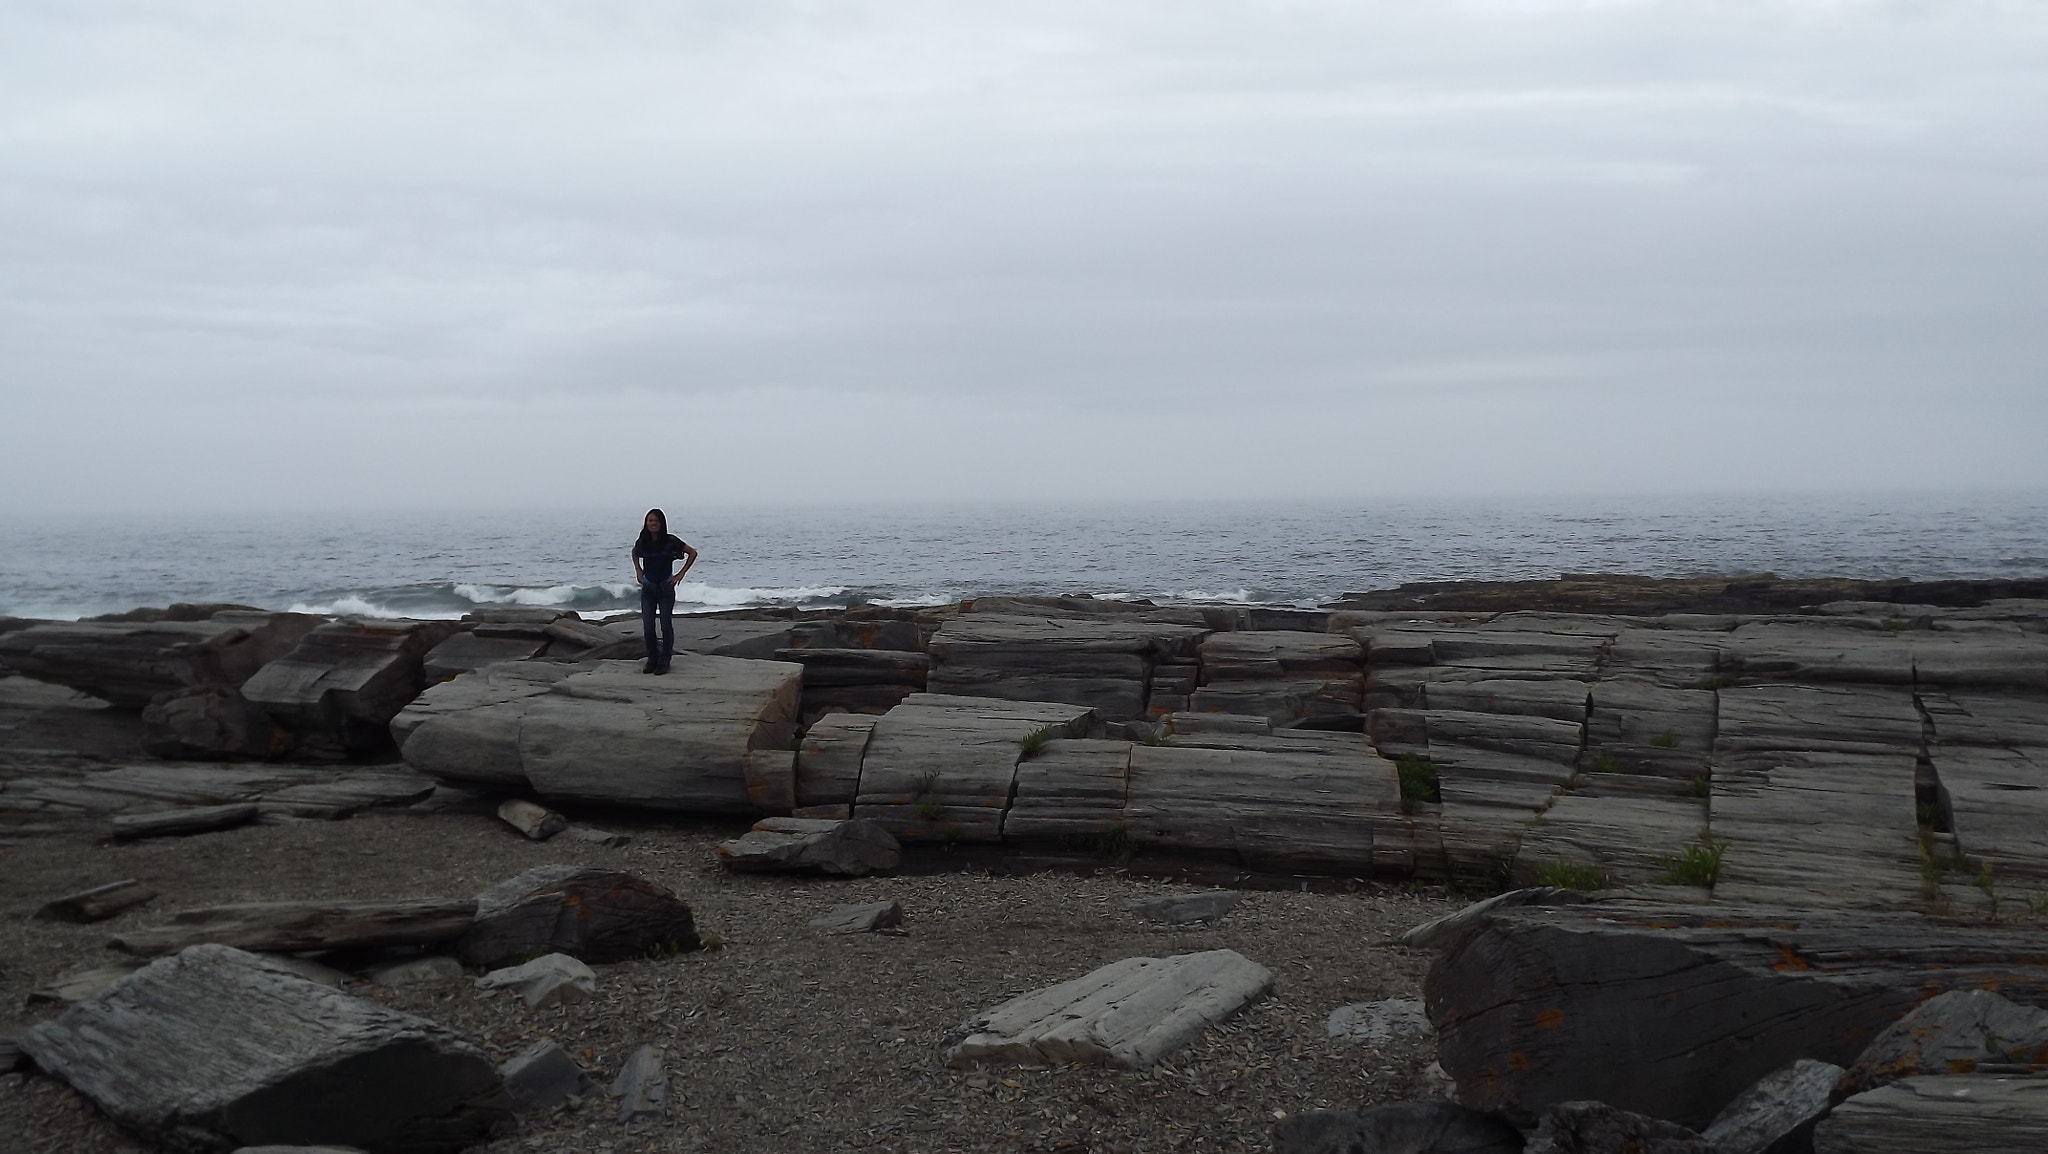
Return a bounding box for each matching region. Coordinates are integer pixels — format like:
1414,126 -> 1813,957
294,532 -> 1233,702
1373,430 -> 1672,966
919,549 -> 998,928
1,799 -> 1459,1154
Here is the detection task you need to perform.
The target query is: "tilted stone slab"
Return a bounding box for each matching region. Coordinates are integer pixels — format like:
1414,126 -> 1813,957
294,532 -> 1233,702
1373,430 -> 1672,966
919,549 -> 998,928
1422,903 -> 2048,1130
1005,738 -> 1131,840
242,618 -> 463,755
715,817 -> 901,876
20,944 -> 509,1152
853,694 -> 1097,842
1814,1074 -> 2048,1154
944,949 -> 1273,1069
795,713 -> 876,808
1125,731 -> 1398,871
1931,746 -> 2048,883
0,611 -> 324,708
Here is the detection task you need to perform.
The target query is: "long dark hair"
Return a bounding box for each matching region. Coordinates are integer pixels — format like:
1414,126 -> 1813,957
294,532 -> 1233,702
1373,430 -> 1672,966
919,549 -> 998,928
636,508 -> 668,551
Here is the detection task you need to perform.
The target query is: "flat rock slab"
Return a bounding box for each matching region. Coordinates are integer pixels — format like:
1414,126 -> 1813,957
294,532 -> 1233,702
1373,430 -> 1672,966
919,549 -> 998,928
458,865 -> 699,968
111,802 -> 260,841
0,612 -> 321,707
1814,1073 -> 2048,1153
809,900 -> 904,934
30,962 -> 147,1005
715,817 -> 901,876
20,944 -> 509,1152
611,1044 -> 668,1122
1006,738 -> 1132,840
854,694 -> 1097,843
112,897 -> 478,957
1123,891 -> 1242,925
475,954 -> 596,1009
944,948 -> 1274,1070
35,878 -> 158,923
1124,732 -> 1399,871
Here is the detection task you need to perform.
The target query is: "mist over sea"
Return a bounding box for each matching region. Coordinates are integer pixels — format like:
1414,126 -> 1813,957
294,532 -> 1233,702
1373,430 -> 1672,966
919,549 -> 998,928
3,492 -> 2045,622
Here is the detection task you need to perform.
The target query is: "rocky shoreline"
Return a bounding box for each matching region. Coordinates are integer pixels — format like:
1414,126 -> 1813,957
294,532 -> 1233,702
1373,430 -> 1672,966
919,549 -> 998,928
2,573 -> 2046,1152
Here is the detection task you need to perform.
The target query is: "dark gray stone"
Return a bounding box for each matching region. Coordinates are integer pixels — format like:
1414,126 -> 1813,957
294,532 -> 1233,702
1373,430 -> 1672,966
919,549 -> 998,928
1704,1058 -> 1844,1154
715,816 -> 902,876
1123,891 -> 1242,925
458,865 -> 699,968
1525,1101 -> 1713,1154
1271,1102 -> 1523,1154
500,1041 -> 590,1115
808,900 -> 903,934
610,1044 -> 667,1122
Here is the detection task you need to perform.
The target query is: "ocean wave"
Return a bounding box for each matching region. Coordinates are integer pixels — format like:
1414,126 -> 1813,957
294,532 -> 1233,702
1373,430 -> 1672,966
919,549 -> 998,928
676,581 -> 852,609
285,594 -> 450,619
867,591 -> 959,609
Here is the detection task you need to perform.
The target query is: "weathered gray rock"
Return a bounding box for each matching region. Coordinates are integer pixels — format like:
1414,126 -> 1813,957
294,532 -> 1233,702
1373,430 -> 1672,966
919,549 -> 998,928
19,944 -> 509,1152
495,798 -> 566,841
1190,678 -> 1364,724
110,802 -> 260,841
142,684 -> 292,760
29,962 -> 146,1005
241,618 -> 462,755
1927,743 -> 2048,884
1422,904 -> 2048,1129
0,611 -> 323,708
560,826 -> 631,848
1841,990 -> 2048,1093
1270,1102 -> 1523,1154
853,694 -> 1097,842
1124,731 -> 1400,871
1524,1100 -> 1713,1153
944,949 -> 1274,1070
1511,794 -> 1708,888
458,865 -> 699,967
794,713 -> 876,809
365,956 -> 466,988
112,898 -> 478,957
1327,999 -> 1433,1044
714,817 -> 901,876
476,954 -> 596,1009
610,1044 -> 668,1122
35,878 -> 157,923
926,614 -> 1207,722
1006,738 -> 1131,840
1814,1073 -> 2048,1153
1123,891 -> 1242,925
402,657 -> 803,812
500,1040 -> 590,1115
1703,1057 -> 1845,1154
1166,711 -> 1272,735
420,632 -> 545,684
253,770 -> 436,821
808,900 -> 904,934
1202,631 -> 1362,680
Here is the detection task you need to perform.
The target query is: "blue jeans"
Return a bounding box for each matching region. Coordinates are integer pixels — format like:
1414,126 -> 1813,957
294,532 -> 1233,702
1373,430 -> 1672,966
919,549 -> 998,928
640,581 -> 675,667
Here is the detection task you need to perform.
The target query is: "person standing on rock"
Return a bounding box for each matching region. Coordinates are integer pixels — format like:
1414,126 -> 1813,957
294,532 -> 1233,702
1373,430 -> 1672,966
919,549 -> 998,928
631,509 -> 697,675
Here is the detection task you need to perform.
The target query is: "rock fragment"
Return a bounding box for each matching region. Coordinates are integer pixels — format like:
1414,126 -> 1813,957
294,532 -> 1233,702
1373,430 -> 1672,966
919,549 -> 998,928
715,816 -> 901,876
945,949 -> 1274,1070
1123,891 -> 1241,926
1326,999 -> 1433,1044
1841,990 -> 2048,1094
610,1044 -> 668,1122
476,954 -> 596,1009
34,878 -> 157,923
501,1041 -> 590,1115
495,798 -> 567,841
808,900 -> 903,934
1703,1058 -> 1844,1154
458,865 -> 699,968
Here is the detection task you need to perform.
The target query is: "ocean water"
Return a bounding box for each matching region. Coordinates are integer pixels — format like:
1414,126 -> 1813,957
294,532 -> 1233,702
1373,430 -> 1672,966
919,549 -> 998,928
2,492 -> 2045,622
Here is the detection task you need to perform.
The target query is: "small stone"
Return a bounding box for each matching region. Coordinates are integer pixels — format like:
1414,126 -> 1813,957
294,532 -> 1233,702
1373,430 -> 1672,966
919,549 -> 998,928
1123,891 -> 1242,925
366,956 -> 465,988
809,901 -> 904,934
610,1044 -> 667,1122
497,798 -> 568,841
561,826 -> 631,848
476,954 -> 597,1009
501,1040 -> 591,1115
1326,999 -> 1433,1044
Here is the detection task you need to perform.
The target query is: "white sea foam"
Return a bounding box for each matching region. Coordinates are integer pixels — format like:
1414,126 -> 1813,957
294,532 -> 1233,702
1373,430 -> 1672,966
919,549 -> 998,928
285,595 -> 466,620
675,581 -> 851,608
868,592 -> 957,609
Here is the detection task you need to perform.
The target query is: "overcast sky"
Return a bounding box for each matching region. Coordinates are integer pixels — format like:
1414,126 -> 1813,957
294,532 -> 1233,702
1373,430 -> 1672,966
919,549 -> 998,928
3,1 -> 2044,513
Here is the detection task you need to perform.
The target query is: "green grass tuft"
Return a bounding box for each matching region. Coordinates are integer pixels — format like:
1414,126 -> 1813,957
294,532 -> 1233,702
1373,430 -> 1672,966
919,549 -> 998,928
912,769 -> 940,798
1590,754 -> 1620,773
1096,821 -> 1132,857
1690,772 -> 1713,798
1395,753 -> 1440,814
1018,728 -> 1052,759
1650,729 -> 1680,749
1534,860 -> 1610,891
914,800 -> 944,822
1702,674 -> 1739,690
1659,836 -> 1729,887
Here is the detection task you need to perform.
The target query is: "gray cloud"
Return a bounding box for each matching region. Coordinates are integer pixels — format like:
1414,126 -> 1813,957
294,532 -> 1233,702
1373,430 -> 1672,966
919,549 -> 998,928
3,1 -> 2044,511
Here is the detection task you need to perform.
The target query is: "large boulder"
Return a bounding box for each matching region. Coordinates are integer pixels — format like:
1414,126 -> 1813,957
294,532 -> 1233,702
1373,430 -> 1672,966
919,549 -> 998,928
397,656 -> 802,811
19,944 -> 509,1152
0,610 -> 323,708
241,618 -> 462,756
1421,902 -> 2048,1129
458,865 -> 700,968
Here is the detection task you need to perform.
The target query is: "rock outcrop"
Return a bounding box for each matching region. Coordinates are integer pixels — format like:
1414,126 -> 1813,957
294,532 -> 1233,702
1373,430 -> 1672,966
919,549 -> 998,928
0,610 -> 323,708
